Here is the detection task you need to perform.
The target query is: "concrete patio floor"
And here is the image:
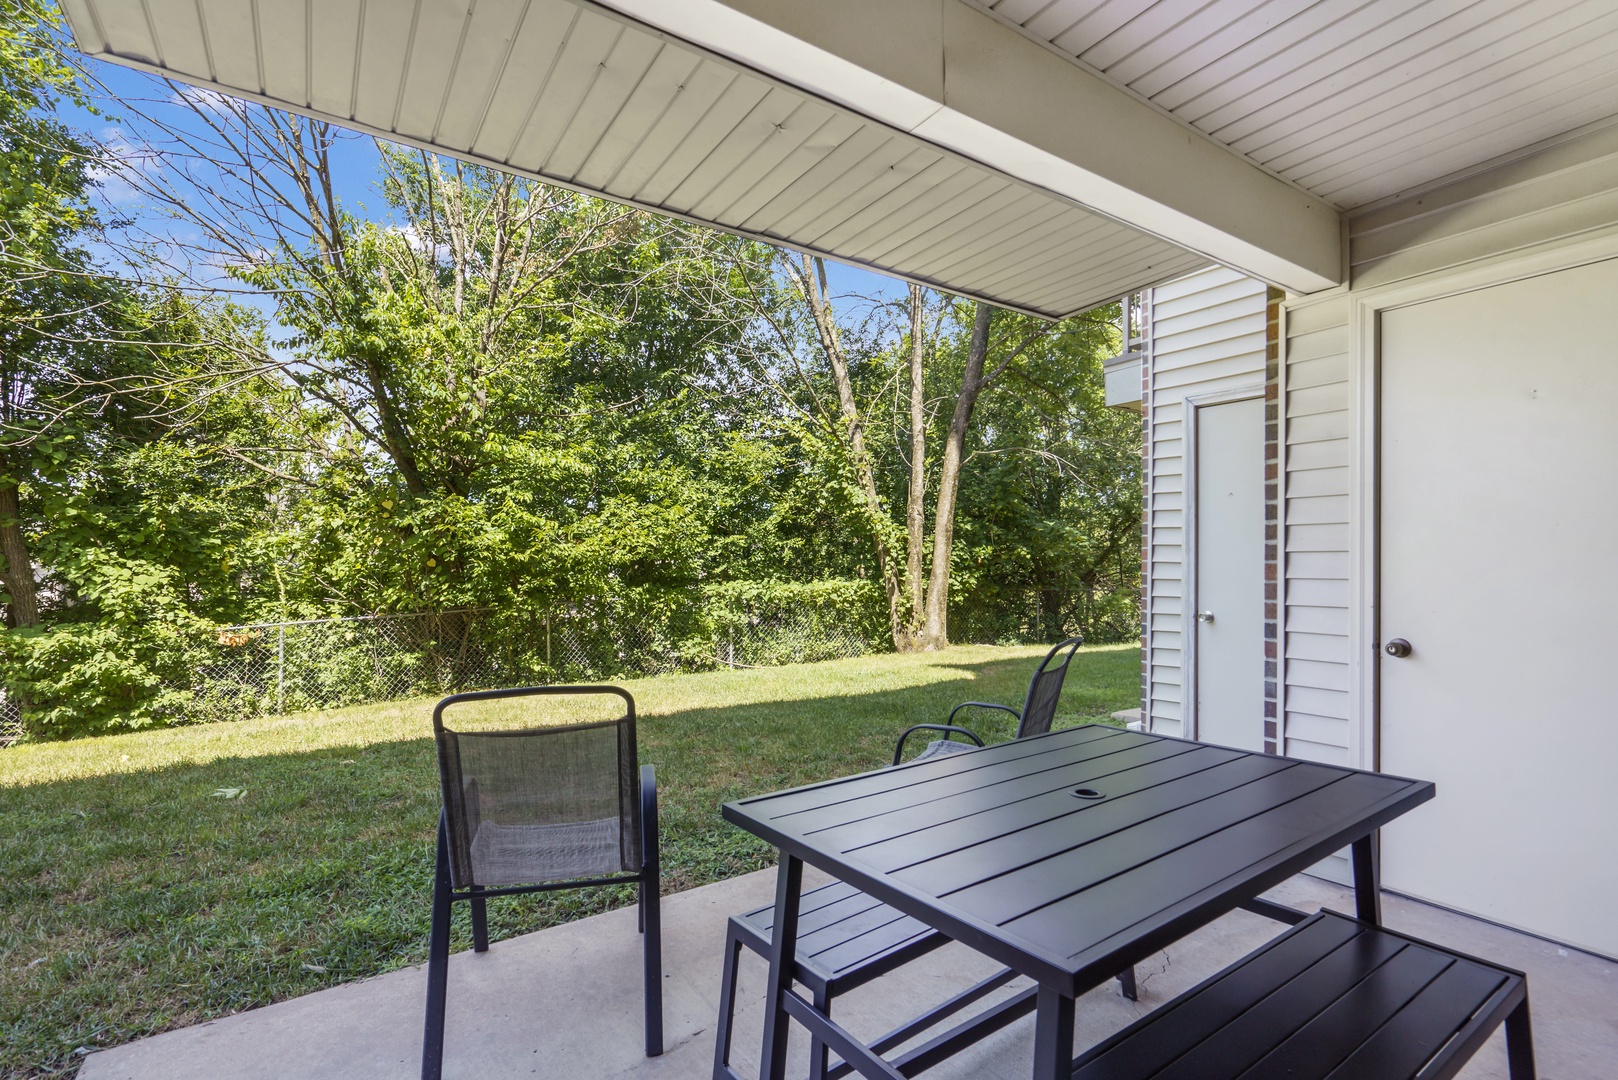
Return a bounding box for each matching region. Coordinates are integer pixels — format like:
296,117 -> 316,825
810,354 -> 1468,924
79,869 -> 1617,1080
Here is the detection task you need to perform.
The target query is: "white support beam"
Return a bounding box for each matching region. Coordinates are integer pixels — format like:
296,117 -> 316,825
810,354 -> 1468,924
597,0 -> 1343,293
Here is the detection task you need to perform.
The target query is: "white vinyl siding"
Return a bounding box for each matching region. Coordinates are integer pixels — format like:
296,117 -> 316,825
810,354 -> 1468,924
1278,297 -> 1354,767
1142,267 -> 1268,737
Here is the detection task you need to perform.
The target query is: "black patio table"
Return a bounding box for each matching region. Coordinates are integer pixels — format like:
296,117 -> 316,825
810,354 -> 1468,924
723,723 -> 1435,1080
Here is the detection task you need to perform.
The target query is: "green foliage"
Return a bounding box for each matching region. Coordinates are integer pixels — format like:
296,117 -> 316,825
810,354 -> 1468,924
0,29 -> 1142,740
945,314 -> 1145,644
705,578 -> 888,662
0,603 -> 208,737
755,290 -> 1144,645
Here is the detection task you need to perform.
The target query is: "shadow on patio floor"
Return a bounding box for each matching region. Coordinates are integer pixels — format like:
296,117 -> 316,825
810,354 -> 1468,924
78,868 -> 1618,1080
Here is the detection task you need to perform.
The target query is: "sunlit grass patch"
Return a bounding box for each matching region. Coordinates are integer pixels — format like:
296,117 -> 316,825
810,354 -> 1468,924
0,644 -> 1138,1078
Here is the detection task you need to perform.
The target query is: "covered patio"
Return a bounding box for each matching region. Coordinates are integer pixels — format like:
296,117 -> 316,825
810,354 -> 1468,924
78,868 -> 1616,1080
56,0 -> 1618,1077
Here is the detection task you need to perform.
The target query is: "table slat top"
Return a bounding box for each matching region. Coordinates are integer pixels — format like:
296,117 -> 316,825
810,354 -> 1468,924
724,725 -> 1434,993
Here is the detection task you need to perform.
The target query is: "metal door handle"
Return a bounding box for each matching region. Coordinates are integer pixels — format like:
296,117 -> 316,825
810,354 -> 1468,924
1385,638 -> 1412,658
1196,611 -> 1215,623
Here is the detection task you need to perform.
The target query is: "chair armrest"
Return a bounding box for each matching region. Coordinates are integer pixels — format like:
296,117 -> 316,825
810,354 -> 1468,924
640,764 -> 660,877
892,724 -> 987,766
947,701 -> 1022,726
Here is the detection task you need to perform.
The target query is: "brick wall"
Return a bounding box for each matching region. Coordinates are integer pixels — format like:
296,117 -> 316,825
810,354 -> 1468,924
1263,287 -> 1283,754
1139,301 -> 1152,724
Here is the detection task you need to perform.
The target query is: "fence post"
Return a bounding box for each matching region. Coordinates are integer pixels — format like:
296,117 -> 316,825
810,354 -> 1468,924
276,625 -> 285,714
546,614 -> 551,666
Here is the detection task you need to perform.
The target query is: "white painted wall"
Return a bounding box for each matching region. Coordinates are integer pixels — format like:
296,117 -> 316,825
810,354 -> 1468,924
1141,267 -> 1269,736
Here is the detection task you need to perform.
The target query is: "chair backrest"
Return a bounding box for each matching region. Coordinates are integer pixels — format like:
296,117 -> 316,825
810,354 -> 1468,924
1014,637 -> 1084,739
433,685 -> 640,889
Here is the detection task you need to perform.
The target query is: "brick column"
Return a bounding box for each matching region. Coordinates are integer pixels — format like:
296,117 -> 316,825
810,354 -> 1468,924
1263,288 -> 1283,755
1139,302 -> 1152,727
1139,323 -> 1152,725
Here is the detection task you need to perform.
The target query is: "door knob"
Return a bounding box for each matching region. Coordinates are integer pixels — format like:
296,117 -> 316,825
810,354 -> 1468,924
1385,638 -> 1412,658
1196,611 -> 1215,623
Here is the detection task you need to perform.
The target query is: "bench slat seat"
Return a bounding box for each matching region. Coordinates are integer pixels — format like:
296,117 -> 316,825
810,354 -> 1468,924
1071,910 -> 1533,1080
716,881 -> 1147,1080
717,881 -> 1028,1080
732,880 -> 945,995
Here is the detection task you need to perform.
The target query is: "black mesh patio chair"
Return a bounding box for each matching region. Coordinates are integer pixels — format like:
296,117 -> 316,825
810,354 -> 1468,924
423,685 -> 662,1080
892,636 -> 1084,765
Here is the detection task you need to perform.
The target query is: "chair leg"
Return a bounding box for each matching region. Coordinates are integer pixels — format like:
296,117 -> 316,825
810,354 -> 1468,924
642,875 -> 664,1057
1116,966 -> 1138,1002
807,985 -> 831,1080
470,887 -> 489,953
712,922 -> 746,1080
1505,996 -> 1537,1080
421,814 -> 454,1080
640,764 -> 664,1057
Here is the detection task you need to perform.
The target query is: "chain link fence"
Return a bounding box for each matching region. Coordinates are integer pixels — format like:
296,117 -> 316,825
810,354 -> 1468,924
711,607 -> 870,669
0,579 -> 1130,745
183,610 -> 536,720
0,693 -> 20,746
951,584 -> 1142,649
149,592 -> 877,727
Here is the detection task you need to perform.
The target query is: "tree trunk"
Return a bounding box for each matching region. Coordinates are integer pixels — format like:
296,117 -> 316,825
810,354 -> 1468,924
920,303 -> 994,650
364,358 -> 432,496
801,256 -> 905,647
904,285 -> 927,649
0,476 -> 39,628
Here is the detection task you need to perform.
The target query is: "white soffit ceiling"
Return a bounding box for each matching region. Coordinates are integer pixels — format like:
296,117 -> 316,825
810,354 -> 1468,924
59,0 -> 1211,320
985,0 -> 1618,210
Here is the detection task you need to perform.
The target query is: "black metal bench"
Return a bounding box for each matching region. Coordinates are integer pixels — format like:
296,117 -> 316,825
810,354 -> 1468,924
1071,909 -> 1535,1080
712,880 -> 1042,1080
711,884 -> 1302,1079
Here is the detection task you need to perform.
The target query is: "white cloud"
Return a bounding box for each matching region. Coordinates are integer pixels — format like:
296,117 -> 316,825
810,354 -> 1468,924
390,223 -> 452,262
168,84 -> 240,116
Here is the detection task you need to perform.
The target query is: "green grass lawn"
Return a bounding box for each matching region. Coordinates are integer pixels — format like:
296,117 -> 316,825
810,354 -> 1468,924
0,643 -> 1138,1078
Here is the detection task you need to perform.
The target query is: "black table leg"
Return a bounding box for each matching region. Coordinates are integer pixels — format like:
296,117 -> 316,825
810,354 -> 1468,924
1352,832 -> 1381,926
759,854 -> 804,1080
1505,997 -> 1537,1080
1031,985 -> 1074,1080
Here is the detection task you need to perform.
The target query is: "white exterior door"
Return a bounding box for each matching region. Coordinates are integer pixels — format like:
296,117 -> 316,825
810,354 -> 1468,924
1380,258 -> 1618,959
1193,396 -> 1265,752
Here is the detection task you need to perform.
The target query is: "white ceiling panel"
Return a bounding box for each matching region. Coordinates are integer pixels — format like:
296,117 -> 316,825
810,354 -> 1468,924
305,1 -> 364,119
64,0 -> 1203,319
986,0 -> 1618,209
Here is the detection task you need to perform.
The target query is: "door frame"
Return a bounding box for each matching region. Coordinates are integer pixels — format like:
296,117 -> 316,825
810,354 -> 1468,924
1182,384 -> 1267,744
1346,231 -> 1618,776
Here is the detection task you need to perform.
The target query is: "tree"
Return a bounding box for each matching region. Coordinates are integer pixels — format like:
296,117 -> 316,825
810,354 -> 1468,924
0,292 -> 309,737
751,254 -> 1111,650
0,38 -> 1141,739
100,87 -> 787,621
945,316 -> 1143,645
0,0 -> 110,627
